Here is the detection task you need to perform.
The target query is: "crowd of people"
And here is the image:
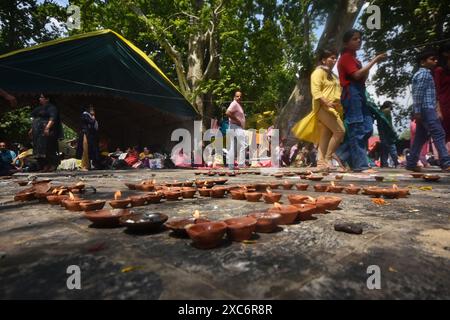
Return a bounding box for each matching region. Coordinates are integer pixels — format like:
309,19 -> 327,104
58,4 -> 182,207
1,29 -> 450,175
290,29 -> 450,173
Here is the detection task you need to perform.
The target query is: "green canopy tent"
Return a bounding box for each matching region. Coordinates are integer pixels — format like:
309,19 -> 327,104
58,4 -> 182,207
0,29 -> 199,152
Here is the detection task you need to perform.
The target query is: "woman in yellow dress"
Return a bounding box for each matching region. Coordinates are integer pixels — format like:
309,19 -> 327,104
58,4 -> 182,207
292,48 -> 345,170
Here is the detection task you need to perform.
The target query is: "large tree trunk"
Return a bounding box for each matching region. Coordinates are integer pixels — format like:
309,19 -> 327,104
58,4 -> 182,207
276,0 -> 365,146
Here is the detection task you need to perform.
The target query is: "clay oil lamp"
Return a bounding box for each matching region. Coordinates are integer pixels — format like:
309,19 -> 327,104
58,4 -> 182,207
263,188 -> 282,204
379,185 -> 407,199
194,171 -> 202,175
362,186 -> 379,196
207,171 -> 216,176
316,196 -> 342,211
62,192 -> 85,211
224,216 -> 257,242
14,191 -> 36,202
284,172 -> 295,177
227,171 -> 236,177
183,180 -> 194,187
145,192 -> 163,204
292,203 -> 317,221
269,182 -> 280,189
109,191 -> 131,209
245,192 -> 263,202
170,180 -> 183,187
374,175 -> 384,182
423,174 -> 441,182
218,171 -> 227,176
84,209 -> 131,228
164,188 -> 182,201
245,183 -> 257,190
344,184 -> 361,195
34,190 -> 53,203
230,188 -> 246,200
204,180 -> 215,188
295,183 -> 309,191
282,180 -> 294,190
120,211 -> 168,233
392,184 -> 409,198
314,184 -> 328,192
214,178 -> 228,185
181,187 -> 197,199
210,187 -> 226,198
137,180 -> 156,192
327,181 -> 345,193
268,203 -> 298,225
47,189 -> 69,205
272,173 -> 283,179
17,180 -> 29,186
198,186 -> 211,197
125,183 -> 137,190
165,210 -> 210,237
60,190 -> 79,207
287,194 -> 311,205
255,183 -> 269,192
253,171 -> 261,175
308,175 -> 324,182
186,221 -> 228,249
321,171 -> 330,176
194,179 -> 206,188
130,195 -> 147,207
410,173 -> 424,179
335,175 -> 344,180
248,211 -> 281,233
68,181 -> 85,193
79,200 -> 106,211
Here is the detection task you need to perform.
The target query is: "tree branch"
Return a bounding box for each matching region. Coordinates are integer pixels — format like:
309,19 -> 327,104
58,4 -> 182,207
131,4 -> 190,95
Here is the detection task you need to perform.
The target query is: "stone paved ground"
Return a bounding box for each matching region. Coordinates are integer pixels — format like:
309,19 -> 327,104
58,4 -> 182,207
0,168 -> 449,299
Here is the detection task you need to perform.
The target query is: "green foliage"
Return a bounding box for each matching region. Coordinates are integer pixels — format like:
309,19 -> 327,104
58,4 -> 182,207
0,0 -> 66,54
0,106 -> 32,143
62,123 -> 77,140
67,0 -> 309,118
360,0 -> 450,98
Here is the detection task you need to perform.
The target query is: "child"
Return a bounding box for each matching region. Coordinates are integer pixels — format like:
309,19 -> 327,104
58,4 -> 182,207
406,49 -> 450,172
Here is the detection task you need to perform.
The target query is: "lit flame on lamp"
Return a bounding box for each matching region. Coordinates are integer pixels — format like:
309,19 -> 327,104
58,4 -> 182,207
193,210 -> 200,219
273,202 -> 282,209
114,191 -> 122,200
69,192 -> 75,201
266,187 -> 272,194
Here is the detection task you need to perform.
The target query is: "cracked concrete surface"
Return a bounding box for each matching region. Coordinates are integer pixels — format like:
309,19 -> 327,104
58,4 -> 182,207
0,168 -> 449,299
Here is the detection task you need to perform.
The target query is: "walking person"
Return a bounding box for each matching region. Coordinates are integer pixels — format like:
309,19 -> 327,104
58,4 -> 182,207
292,48 -> 345,171
337,29 -> 386,172
434,41 -> 450,152
226,90 -> 247,169
406,48 -> 450,172
378,101 -> 399,167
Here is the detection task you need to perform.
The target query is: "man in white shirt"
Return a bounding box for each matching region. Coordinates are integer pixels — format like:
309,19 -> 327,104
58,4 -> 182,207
226,90 -> 247,169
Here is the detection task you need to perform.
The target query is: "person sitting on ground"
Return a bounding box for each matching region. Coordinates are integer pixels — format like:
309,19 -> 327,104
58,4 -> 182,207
139,147 -> 153,168
12,144 -> 34,171
0,142 -> 18,176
